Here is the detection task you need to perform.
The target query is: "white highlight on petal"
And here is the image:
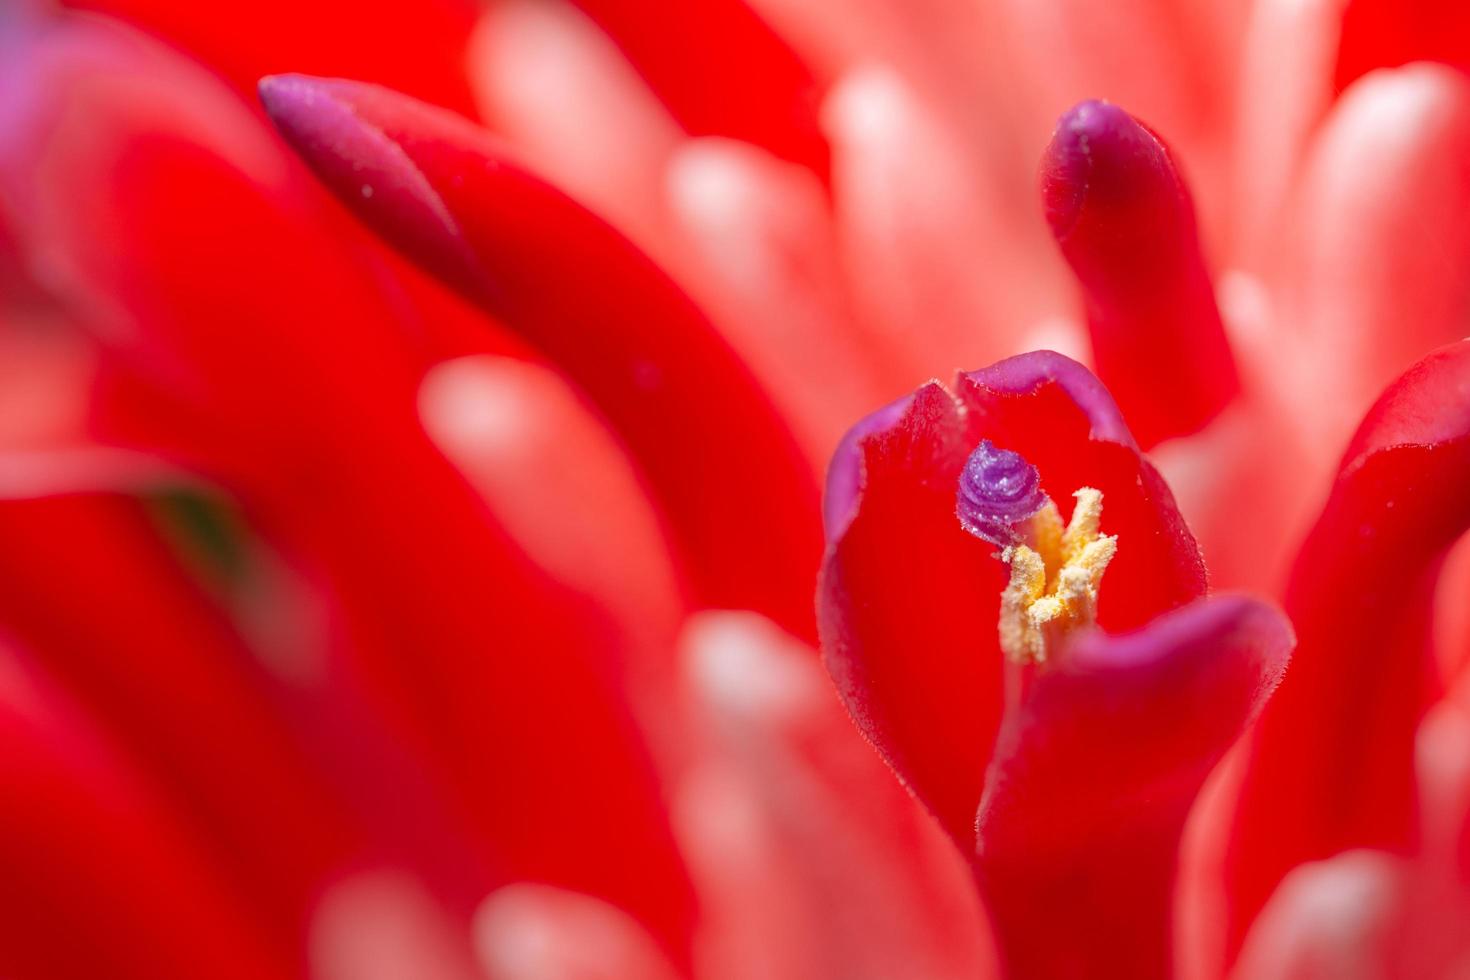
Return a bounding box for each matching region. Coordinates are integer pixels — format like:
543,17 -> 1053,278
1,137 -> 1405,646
465,0 -> 683,264
668,137 -> 887,462
1232,851 -> 1404,980
419,355 -> 683,667
674,611 -> 995,980
310,870 -> 480,980
822,66 -> 1064,378
682,610 -> 826,722
1018,317 -> 1090,366
1230,0 -> 1347,268
1284,63 -> 1470,451
1415,699 -> 1470,856
474,883 -> 680,980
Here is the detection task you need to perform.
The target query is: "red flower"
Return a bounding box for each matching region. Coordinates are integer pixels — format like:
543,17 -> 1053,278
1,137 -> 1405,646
3,1 -> 1470,978
818,350 -> 1291,977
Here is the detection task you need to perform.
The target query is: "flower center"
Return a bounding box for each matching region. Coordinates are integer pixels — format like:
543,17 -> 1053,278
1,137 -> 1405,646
956,443 -> 1118,665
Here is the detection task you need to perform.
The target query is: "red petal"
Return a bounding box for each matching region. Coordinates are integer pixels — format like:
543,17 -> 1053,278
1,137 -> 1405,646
974,595 -> 1292,980
61,0 -> 480,113
0,20 -> 696,954
1278,64 -> 1470,448
0,494 -> 371,946
1040,101 -> 1239,448
818,351 -> 1207,846
476,884 -> 683,980
678,613 -> 996,980
419,354 -> 690,684
565,0 -> 828,174
820,381 -> 1002,845
1226,339 -> 1470,956
0,638 -> 292,978
1336,0 -> 1470,90
259,73 -> 823,638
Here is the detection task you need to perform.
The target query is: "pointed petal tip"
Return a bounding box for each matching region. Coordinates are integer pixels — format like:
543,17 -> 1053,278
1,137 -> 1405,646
254,73 -> 478,290
256,71 -> 291,97
256,72 -> 324,124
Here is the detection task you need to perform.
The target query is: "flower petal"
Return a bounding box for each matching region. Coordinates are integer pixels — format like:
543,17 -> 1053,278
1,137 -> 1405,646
679,612 -> 996,980
822,68 -> 1072,380
418,353 -> 688,684
259,72 -> 823,638
312,871 -> 484,980
1277,63 -> 1470,453
0,494 -> 372,938
61,0 -> 481,113
0,637 -> 292,977
1229,0 -> 1345,267
0,20 -> 698,954
563,0 -> 828,173
1041,100 -> 1239,448
465,0 -> 685,267
1336,0 -> 1470,89
474,883 -> 683,980
819,380 -> 1000,844
975,595 -> 1292,979
668,136 -> 894,462
1226,339 -> 1470,956
1232,851 -> 1410,980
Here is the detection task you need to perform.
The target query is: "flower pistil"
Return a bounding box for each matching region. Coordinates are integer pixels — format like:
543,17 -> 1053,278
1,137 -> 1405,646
956,441 -> 1117,664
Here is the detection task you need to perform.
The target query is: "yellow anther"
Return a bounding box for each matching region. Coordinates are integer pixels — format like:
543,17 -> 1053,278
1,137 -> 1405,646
1061,487 -> 1104,565
998,543 -> 1048,663
997,488 -> 1117,665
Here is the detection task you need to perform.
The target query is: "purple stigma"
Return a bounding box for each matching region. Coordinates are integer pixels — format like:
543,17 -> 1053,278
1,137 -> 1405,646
956,440 -> 1048,547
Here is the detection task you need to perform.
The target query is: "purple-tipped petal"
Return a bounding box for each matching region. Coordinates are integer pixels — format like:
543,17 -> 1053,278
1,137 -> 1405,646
257,74 -> 480,287
1040,101 -> 1239,448
258,73 -> 823,639
975,594 -> 1293,979
962,349 -> 1136,450
823,390 -> 917,542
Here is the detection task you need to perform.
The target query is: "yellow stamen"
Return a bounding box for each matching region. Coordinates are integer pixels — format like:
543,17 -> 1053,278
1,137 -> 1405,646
997,488 -> 1117,664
